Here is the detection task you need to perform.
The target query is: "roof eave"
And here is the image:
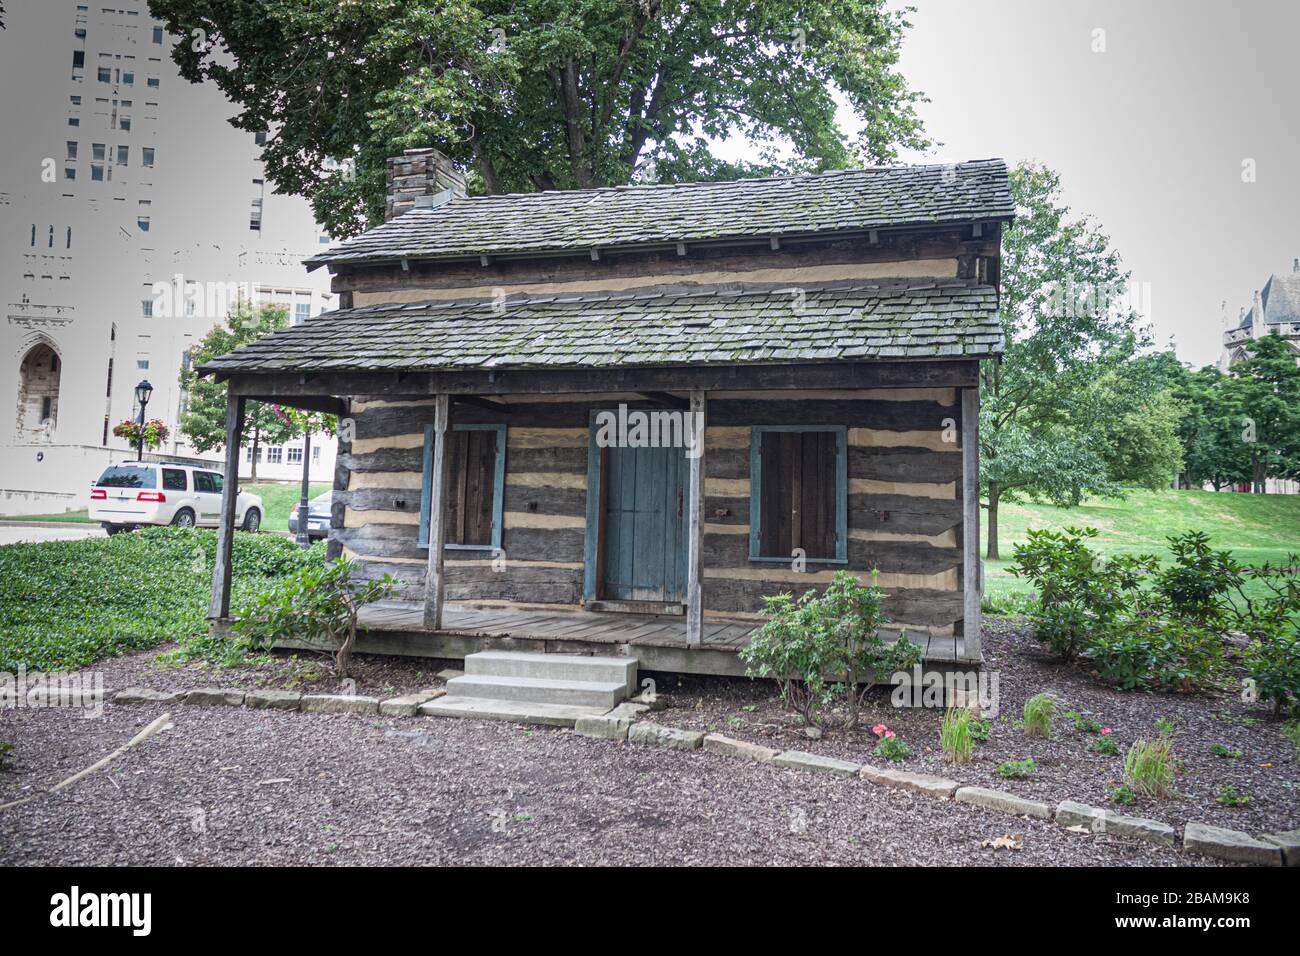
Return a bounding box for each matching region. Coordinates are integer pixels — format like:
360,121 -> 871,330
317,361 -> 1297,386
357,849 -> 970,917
304,214 -> 1015,272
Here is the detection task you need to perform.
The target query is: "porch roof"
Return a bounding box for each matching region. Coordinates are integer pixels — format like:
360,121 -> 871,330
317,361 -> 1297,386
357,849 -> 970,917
200,279 -> 1003,376
306,159 -> 1013,268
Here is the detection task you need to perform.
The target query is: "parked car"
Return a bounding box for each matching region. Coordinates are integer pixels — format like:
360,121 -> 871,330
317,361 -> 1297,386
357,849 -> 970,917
89,462 -> 263,535
288,490 -> 332,539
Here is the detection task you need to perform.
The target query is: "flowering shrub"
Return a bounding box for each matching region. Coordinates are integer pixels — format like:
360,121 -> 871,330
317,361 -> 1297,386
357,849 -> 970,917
112,418 -> 170,450
871,723 -> 911,762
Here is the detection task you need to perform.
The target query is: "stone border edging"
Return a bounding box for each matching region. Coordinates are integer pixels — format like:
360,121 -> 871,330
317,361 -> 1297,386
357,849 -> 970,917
111,687 -> 1294,866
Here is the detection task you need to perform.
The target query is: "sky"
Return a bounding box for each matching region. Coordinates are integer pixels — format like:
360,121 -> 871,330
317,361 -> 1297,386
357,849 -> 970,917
887,0 -> 1300,367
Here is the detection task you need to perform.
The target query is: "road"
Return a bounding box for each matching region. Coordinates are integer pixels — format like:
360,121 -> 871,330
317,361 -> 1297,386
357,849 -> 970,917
0,523 -> 104,546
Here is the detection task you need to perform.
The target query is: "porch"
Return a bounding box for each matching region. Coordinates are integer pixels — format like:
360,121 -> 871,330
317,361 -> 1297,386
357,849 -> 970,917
352,600 -> 977,677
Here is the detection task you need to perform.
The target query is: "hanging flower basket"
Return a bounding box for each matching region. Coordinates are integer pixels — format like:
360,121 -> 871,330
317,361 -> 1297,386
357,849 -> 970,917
113,418 -> 170,450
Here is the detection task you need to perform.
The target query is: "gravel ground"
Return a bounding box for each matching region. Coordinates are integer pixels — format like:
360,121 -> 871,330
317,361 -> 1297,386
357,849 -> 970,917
1,617 -> 1292,865
656,618 -> 1300,835
0,702 -> 1218,867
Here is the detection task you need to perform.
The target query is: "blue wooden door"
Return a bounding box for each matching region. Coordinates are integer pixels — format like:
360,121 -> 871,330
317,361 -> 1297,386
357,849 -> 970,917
601,443 -> 688,602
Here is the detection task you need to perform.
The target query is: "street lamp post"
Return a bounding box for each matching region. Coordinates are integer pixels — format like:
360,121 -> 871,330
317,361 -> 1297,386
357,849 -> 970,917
296,430 -> 312,548
133,379 -> 153,462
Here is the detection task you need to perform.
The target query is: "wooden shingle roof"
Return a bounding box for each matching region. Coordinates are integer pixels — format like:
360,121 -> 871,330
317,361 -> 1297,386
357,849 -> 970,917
202,280 -> 1003,376
308,159 -> 1013,268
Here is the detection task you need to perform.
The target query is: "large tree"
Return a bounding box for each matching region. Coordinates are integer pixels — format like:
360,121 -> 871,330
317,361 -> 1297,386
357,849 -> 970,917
179,303 -> 295,480
981,163 -> 1150,559
148,0 -> 930,237
1170,364 -> 1253,492
1228,333 -> 1300,492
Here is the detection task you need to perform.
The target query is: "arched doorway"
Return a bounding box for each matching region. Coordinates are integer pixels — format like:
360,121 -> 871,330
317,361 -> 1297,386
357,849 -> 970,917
16,342 -> 62,440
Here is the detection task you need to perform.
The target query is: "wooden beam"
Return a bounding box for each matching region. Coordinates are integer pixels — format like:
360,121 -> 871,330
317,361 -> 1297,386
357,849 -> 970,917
685,389 -> 707,645
241,394 -> 348,417
221,360 -> 981,400
208,393 -> 245,622
636,391 -> 689,410
961,386 -> 982,661
453,395 -> 510,413
422,394 -> 452,629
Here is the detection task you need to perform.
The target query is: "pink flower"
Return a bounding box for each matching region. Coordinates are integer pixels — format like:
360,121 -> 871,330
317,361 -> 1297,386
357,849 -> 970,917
872,723 -> 888,736
884,730 -> 896,739
1100,727 -> 1112,735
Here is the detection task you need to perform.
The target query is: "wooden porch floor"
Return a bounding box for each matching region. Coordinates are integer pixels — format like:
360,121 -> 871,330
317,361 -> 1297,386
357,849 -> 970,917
356,600 -> 976,676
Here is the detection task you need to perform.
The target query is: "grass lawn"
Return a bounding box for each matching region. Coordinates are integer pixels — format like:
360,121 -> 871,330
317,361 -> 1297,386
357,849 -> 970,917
0,526 -> 322,672
983,488 -> 1300,606
244,481 -> 331,532
0,481 -> 330,531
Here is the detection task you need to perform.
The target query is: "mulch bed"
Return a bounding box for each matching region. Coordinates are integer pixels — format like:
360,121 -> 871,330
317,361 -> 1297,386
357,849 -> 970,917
0,617 -> 1293,865
651,617 -> 1299,836
0,698 -> 1214,867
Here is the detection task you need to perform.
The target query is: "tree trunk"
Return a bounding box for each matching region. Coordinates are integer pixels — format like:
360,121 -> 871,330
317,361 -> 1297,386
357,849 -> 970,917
250,425 -> 260,482
986,480 -> 1000,560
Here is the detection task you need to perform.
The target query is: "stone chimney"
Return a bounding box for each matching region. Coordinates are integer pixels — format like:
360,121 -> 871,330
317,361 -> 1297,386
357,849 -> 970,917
1293,257 -> 1298,273
385,148 -> 468,220
1252,289 -> 1265,339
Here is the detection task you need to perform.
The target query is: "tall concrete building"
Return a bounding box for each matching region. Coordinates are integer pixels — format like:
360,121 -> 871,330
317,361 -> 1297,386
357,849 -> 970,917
0,1 -> 337,515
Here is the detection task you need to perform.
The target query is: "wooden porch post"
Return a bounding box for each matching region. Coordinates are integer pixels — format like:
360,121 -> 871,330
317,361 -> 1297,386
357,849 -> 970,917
685,389 -> 706,645
422,393 -> 451,629
209,392 -> 245,623
961,386 -> 982,661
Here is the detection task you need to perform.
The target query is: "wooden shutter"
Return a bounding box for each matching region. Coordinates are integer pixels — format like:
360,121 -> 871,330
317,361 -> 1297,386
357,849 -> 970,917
445,428 -> 499,546
758,430 -> 837,559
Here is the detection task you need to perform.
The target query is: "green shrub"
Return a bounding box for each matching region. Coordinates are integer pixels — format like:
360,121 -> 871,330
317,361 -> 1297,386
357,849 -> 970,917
1208,743 -> 1241,759
1243,628 -> 1300,716
740,571 -> 922,729
1106,784 -> 1136,805
1011,528 -> 1146,660
0,526 -> 321,671
940,707 -> 975,763
995,757 -> 1036,779
1064,710 -> 1102,733
232,556 -> 394,678
1086,617 -> 1225,692
1123,736 -> 1176,799
1093,733 -> 1120,756
1215,783 -> 1249,806
1023,693 -> 1056,739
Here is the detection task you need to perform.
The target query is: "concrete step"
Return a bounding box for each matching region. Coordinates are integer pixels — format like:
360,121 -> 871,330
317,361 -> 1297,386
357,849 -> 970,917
445,674 -> 627,710
419,696 -> 603,728
464,650 -> 638,695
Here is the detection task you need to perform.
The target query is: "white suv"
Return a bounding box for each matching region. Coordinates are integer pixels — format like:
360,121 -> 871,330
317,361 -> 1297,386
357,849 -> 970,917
89,462 -> 264,535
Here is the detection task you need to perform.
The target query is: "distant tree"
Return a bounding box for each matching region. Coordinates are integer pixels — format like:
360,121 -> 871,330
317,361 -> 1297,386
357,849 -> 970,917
179,303 -> 294,480
1228,333 -> 1300,492
147,0 -> 930,238
1170,365 -> 1252,492
1092,376 -> 1185,491
981,163 -> 1148,558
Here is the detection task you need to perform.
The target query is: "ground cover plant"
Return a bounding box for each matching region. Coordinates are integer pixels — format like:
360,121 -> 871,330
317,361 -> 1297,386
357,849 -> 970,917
0,526 -> 322,671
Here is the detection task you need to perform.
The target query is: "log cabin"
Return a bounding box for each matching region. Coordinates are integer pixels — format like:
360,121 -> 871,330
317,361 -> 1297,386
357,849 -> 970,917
200,148 -> 1012,679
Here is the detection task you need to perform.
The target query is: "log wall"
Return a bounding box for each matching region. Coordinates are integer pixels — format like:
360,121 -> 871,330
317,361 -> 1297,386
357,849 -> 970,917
333,387 -> 967,638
